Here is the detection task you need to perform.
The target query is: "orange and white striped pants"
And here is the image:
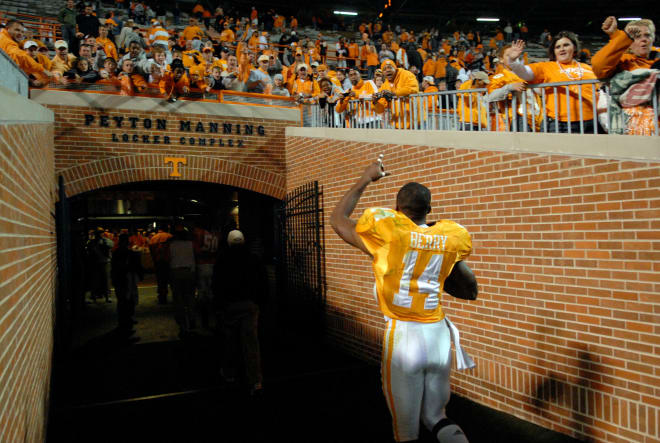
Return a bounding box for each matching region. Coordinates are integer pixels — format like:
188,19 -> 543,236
381,318 -> 452,442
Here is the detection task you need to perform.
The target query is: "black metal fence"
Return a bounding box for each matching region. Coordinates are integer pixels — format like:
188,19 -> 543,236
277,181 -> 326,334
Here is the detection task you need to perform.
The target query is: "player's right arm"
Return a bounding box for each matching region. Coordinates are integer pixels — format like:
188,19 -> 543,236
330,156 -> 389,256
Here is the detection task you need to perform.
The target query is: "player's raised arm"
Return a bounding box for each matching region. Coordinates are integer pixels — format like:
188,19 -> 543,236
330,154 -> 389,256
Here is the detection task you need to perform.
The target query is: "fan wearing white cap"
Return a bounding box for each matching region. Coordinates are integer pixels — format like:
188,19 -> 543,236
292,62 -> 320,104
212,230 -> 266,396
51,39 -> 77,79
420,76 -> 440,122
457,71 -> 490,131
247,54 -> 273,94
20,40 -> 53,86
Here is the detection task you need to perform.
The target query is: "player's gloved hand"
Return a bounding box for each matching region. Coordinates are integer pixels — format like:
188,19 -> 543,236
361,154 -> 390,182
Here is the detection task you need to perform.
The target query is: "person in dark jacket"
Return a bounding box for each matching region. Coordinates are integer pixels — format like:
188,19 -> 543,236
76,4 -> 100,39
212,230 -> 267,395
111,233 -> 143,341
74,57 -> 100,83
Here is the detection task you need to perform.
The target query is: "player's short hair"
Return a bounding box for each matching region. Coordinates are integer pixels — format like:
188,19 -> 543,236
396,182 -> 431,220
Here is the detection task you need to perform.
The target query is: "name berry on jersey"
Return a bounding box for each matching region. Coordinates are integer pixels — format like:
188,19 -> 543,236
410,232 -> 448,251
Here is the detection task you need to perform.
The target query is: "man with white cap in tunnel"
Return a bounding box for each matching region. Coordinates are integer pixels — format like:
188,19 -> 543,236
213,230 -> 267,396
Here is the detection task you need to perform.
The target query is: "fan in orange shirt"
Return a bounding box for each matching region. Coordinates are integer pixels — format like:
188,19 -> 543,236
219,21 -> 235,43
486,46 -> 542,132
365,43 -> 379,79
416,76 -> 441,129
422,54 -> 436,77
373,59 -> 420,128
182,17 -> 205,41
97,24 -> 118,61
292,63 -> 320,103
592,16 -> 659,135
118,58 -> 147,96
159,59 -> 190,100
0,21 -> 53,81
457,72 -> 490,130
506,33 -> 597,133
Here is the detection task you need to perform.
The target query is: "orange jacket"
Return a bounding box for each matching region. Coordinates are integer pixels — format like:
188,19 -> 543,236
458,79 -> 488,127
158,71 -> 190,96
374,67 -> 420,128
119,72 -> 148,96
348,43 -> 359,59
366,47 -> 379,66
591,30 -> 660,78
292,78 -> 320,98
423,58 -> 436,76
434,58 -> 447,78
97,37 -> 118,61
0,29 -> 45,76
182,25 -> 205,42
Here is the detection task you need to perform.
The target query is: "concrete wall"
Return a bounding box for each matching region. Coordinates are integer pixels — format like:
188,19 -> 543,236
0,85 -> 55,442
0,49 -> 28,97
285,127 -> 660,443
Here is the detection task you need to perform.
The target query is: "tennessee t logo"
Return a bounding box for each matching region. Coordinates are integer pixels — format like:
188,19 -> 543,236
164,157 -> 186,177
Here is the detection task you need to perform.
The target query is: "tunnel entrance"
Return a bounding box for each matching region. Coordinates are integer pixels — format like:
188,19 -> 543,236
59,180 -> 280,349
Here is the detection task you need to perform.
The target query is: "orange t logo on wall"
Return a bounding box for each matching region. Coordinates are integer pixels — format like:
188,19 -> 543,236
164,157 -> 187,177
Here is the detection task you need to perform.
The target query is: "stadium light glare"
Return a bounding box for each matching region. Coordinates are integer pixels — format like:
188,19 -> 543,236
476,18 -> 500,22
334,11 -> 358,16
619,17 -> 642,21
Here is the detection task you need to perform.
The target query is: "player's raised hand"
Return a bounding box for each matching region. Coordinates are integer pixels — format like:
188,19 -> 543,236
362,154 -> 390,182
602,16 -> 618,36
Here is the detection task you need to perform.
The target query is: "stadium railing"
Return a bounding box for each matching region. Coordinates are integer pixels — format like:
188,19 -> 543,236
0,11 -> 61,43
32,81 -> 299,109
307,79 -> 660,136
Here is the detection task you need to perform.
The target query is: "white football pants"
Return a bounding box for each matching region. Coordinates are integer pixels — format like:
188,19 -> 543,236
381,318 -> 452,442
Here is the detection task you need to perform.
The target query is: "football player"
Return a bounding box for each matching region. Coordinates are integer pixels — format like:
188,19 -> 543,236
330,155 -> 478,443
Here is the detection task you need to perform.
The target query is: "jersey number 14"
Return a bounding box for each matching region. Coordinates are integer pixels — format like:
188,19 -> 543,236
392,250 -> 443,311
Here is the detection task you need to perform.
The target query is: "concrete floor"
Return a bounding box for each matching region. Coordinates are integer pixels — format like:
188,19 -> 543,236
47,275 -> 583,443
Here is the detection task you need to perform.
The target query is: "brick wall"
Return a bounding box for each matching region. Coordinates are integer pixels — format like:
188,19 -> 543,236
30,92 -> 298,199
285,129 -> 660,443
0,122 -> 56,443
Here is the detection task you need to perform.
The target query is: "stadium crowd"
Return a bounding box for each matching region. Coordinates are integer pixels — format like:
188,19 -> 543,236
0,1 -> 658,134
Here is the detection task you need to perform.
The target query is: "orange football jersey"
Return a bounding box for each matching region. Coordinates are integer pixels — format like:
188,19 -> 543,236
356,208 -> 472,323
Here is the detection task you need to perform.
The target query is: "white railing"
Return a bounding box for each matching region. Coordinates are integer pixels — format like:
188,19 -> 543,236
307,78 -> 660,136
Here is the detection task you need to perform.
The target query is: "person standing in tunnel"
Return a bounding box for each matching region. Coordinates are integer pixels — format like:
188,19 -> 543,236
90,227 -> 114,303
213,230 -> 267,396
192,219 -> 221,330
149,225 -> 172,304
169,224 -> 197,338
111,233 -> 143,342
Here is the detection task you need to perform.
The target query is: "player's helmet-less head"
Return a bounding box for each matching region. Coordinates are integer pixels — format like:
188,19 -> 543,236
396,182 -> 431,221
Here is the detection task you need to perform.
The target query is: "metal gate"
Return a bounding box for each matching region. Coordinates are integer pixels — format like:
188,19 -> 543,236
277,181 -> 326,331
